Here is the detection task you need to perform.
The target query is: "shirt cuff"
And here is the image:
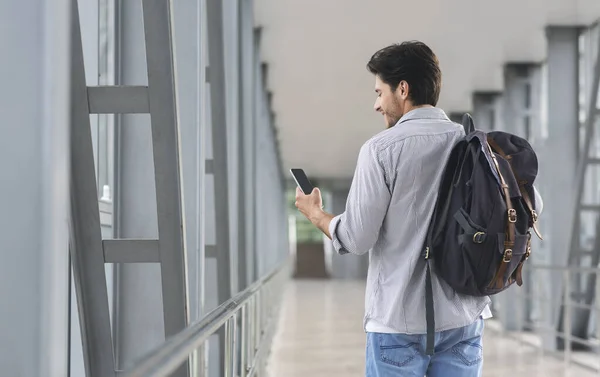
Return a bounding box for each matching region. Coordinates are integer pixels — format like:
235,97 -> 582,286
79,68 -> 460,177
329,214 -> 350,255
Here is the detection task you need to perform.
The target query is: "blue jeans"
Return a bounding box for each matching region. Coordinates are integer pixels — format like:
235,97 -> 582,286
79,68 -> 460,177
366,318 -> 484,377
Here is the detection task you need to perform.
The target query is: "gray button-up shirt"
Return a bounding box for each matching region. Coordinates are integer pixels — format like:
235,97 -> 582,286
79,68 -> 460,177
329,107 -> 491,334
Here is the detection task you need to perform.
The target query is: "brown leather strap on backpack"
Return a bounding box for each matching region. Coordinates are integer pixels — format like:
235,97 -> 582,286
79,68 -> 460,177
485,139 -> 516,289
487,137 -> 543,240
514,231 -> 532,286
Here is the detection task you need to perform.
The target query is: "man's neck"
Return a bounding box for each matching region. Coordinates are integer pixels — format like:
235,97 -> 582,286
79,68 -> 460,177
403,104 -> 434,115
390,104 -> 436,129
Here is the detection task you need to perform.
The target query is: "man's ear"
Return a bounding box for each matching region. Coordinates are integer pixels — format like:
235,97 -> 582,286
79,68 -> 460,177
398,80 -> 410,99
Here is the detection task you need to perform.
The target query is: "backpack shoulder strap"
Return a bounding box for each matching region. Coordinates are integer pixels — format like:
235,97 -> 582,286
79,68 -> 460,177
462,113 -> 475,134
422,138 -> 470,356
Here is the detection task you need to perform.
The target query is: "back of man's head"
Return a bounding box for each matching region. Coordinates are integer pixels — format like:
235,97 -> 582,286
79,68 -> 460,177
367,41 -> 442,107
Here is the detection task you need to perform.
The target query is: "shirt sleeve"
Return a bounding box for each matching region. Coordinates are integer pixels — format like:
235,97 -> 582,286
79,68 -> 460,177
328,141 -> 391,255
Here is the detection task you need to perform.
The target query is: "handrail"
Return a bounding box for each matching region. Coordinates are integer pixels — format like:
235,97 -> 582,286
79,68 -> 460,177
520,264 -> 600,273
120,261 -> 288,377
503,263 -> 600,372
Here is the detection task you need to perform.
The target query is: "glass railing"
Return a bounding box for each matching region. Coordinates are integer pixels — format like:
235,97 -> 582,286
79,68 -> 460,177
120,260 -> 290,377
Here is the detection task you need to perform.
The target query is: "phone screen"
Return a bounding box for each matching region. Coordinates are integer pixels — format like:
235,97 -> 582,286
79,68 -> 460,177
290,169 -> 314,194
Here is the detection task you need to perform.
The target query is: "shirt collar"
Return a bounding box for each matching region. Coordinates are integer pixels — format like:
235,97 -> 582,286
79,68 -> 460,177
396,107 -> 450,126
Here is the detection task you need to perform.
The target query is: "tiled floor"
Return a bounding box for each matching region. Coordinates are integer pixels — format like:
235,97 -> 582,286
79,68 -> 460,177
266,279 -> 598,377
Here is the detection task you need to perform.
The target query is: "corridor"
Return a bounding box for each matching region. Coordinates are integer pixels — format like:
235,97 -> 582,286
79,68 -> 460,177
267,280 -> 599,377
9,1 -> 600,376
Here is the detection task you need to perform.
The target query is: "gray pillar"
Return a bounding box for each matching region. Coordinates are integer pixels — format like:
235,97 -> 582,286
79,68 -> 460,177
472,91 -> 503,131
544,26 -> 580,350
328,188 -> 369,280
495,63 -> 540,332
0,0 -> 71,376
502,63 -> 539,138
545,27 -> 579,267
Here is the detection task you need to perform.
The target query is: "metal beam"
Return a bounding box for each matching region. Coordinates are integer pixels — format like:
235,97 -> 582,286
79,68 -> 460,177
205,245 -> 218,259
241,11 -> 258,288
141,1 -> 189,376
252,27 -> 262,284
238,0 -> 252,290
205,159 -> 214,174
171,0 -> 204,328
580,204 -> 600,211
207,0 -> 233,373
207,0 -> 232,308
69,0 -> 116,375
88,86 -> 150,114
111,0 -> 160,369
103,240 -> 160,263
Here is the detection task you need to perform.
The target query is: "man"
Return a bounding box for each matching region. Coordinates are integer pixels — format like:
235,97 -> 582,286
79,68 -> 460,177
294,41 -> 492,376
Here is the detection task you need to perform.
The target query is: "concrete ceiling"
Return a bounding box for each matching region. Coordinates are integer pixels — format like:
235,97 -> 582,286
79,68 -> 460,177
254,0 -> 600,179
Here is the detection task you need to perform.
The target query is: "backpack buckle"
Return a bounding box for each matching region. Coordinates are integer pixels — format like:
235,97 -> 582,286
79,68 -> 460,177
473,232 -> 485,244
503,249 -> 513,262
508,209 -> 517,223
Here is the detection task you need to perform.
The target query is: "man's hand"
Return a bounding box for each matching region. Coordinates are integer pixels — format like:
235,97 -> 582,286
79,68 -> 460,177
294,187 -> 323,221
295,187 -> 334,239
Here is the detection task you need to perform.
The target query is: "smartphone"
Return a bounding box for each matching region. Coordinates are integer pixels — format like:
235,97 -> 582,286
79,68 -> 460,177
290,168 -> 314,194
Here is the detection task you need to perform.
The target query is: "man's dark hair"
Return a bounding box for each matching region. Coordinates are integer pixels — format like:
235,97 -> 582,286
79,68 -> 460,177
367,41 -> 441,106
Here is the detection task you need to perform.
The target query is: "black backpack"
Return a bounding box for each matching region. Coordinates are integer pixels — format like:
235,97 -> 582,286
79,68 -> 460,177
422,114 -> 543,354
